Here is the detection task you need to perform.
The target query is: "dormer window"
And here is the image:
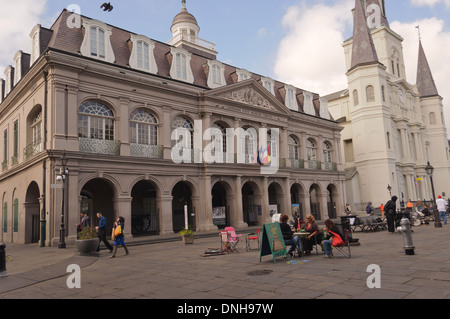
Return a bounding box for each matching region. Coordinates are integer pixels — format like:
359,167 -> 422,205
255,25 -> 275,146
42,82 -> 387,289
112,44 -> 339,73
284,85 -> 298,111
30,24 -> 41,64
236,69 -> 251,82
0,79 -> 4,103
80,18 -> 115,63
90,26 -> 105,58
261,77 -> 275,95
169,47 -> 194,83
4,66 -> 13,95
129,34 -> 158,74
206,60 -> 225,88
14,52 -> 22,86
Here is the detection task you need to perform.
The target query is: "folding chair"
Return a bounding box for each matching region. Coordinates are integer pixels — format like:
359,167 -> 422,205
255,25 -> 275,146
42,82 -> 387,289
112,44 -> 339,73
333,229 -> 351,258
246,228 -> 261,251
220,231 -> 230,253
224,227 -> 243,253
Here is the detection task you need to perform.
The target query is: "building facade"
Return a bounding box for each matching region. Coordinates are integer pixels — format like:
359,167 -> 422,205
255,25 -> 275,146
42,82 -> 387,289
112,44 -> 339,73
0,4 -> 346,245
326,0 -> 450,210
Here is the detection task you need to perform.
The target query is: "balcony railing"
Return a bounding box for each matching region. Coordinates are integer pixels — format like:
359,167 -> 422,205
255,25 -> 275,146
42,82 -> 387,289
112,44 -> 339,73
24,140 -> 42,160
324,161 -> 337,171
130,144 -> 164,159
308,160 -> 322,170
79,138 -> 120,156
290,158 -> 305,170
1,161 -> 7,172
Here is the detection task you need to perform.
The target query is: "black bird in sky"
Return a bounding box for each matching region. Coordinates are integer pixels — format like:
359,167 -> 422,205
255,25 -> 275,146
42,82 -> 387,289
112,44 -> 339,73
101,2 -> 114,12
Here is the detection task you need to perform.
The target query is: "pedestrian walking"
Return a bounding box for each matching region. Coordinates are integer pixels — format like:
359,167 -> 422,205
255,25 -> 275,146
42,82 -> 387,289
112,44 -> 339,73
384,196 -> 398,233
95,212 -> 113,253
111,216 -> 129,258
436,195 -> 448,225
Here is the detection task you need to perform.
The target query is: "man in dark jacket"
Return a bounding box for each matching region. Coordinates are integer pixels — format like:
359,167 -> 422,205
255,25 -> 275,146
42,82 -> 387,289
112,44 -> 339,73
384,196 -> 398,233
95,212 -> 113,253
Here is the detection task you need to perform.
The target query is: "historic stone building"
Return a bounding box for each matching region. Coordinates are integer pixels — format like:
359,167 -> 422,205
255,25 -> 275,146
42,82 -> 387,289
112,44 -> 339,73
326,0 -> 450,210
0,3 -> 345,245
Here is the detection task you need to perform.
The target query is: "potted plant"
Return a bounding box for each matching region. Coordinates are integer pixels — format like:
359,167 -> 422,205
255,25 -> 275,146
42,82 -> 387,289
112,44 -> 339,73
179,226 -> 194,245
76,227 -> 99,255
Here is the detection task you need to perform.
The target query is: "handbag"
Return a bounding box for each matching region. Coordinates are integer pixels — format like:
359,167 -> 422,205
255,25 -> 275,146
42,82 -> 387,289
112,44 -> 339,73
114,225 -> 123,237
329,231 -> 344,247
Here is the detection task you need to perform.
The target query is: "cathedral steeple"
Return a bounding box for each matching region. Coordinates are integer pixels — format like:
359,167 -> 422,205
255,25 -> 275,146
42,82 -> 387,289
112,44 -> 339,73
365,0 -> 389,28
350,0 -> 379,70
416,39 -> 440,98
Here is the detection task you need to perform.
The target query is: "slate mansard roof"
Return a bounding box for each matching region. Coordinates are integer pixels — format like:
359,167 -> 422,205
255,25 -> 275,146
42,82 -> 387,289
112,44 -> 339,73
1,9 -> 334,122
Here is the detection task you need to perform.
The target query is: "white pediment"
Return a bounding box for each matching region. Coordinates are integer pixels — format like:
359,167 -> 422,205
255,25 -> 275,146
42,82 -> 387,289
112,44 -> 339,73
204,79 -> 290,115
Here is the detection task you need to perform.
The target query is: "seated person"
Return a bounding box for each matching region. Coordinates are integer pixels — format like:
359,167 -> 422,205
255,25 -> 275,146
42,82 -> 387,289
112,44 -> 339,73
279,214 -> 301,258
301,215 -> 322,255
322,219 -> 344,258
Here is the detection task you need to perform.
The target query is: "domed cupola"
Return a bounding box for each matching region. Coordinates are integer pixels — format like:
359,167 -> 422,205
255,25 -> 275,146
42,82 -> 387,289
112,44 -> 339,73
168,0 -> 217,58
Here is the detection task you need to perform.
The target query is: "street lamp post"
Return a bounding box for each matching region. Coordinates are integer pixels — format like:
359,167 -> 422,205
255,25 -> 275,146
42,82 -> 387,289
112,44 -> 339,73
58,151 -> 69,249
425,161 -> 441,228
425,162 -> 436,204
387,184 -> 392,197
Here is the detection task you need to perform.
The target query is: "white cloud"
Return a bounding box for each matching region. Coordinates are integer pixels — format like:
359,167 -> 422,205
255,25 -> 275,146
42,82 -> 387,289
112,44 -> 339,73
410,0 -> 450,8
274,0 -> 354,95
0,1 -> 47,76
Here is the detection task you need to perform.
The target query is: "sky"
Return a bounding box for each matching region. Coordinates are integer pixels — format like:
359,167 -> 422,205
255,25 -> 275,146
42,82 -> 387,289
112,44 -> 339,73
1,0 -> 450,135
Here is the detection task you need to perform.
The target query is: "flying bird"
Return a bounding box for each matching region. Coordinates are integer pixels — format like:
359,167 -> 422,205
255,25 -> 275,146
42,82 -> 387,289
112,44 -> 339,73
101,2 -> 114,12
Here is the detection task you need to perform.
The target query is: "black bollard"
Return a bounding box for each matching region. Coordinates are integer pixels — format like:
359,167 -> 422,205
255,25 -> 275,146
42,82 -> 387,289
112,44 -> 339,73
0,243 -> 7,277
434,209 -> 442,228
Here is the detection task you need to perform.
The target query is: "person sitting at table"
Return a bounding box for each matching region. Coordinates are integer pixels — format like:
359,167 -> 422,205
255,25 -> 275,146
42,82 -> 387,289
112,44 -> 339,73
301,215 -> 321,255
280,214 -> 302,258
322,219 -> 344,258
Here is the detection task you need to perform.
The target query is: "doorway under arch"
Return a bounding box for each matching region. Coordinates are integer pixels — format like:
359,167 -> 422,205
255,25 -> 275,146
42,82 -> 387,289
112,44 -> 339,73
25,182 -> 40,244
172,182 -> 194,232
131,180 -> 159,236
80,178 -> 116,237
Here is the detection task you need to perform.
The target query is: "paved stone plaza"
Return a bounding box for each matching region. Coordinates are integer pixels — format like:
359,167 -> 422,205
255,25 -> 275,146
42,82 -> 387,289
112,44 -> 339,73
1,224 -> 449,300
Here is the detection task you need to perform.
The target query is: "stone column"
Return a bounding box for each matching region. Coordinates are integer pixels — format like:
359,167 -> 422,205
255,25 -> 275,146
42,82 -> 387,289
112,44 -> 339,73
234,175 -> 247,228
159,194 -> 174,235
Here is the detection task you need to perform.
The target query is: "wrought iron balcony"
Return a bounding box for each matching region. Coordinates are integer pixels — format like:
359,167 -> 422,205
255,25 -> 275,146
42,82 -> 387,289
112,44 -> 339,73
130,144 -> 164,159
24,140 -> 42,160
324,161 -> 337,171
290,158 -> 305,170
308,160 -> 322,170
79,138 -> 120,156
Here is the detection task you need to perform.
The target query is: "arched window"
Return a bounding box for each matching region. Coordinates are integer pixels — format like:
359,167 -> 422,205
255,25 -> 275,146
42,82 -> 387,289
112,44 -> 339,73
32,111 -> 42,146
366,85 -> 375,102
211,122 -> 227,156
429,112 -> 436,125
172,116 -> 193,149
307,138 -> 316,161
323,141 -> 332,164
238,126 -> 257,164
130,109 -> 158,145
288,135 -> 299,160
78,101 -> 114,140
353,89 -> 359,106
